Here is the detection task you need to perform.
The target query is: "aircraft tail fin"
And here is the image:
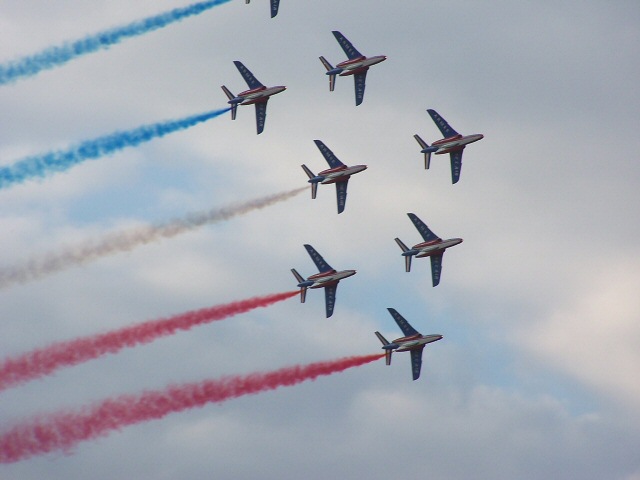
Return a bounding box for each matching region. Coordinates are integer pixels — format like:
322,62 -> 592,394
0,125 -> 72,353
375,331 -> 393,365
394,238 -> 413,272
301,165 -> 318,199
319,56 -> 336,92
414,134 -> 431,169
221,85 -> 237,120
291,268 -> 307,303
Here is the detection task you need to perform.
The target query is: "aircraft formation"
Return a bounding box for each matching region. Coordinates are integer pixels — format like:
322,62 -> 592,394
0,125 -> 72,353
0,0 -> 491,463
229,8 -> 482,380
1,0 -> 484,402
217,6 -> 483,379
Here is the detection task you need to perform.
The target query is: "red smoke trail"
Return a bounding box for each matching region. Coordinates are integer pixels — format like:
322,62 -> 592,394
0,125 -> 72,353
0,291 -> 298,393
0,353 -> 384,463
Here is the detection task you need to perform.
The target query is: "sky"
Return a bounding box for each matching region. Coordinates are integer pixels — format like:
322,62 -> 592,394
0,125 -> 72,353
0,0 -> 639,478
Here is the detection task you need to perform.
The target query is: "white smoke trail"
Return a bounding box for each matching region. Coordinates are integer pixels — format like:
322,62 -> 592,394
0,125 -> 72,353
0,187 -> 306,289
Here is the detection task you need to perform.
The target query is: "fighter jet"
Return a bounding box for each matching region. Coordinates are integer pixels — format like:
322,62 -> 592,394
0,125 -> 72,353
414,109 -> 484,184
394,213 -> 462,286
319,31 -> 386,106
301,140 -> 367,214
375,308 -> 443,381
245,0 -> 280,18
291,244 -> 356,318
221,61 -> 286,134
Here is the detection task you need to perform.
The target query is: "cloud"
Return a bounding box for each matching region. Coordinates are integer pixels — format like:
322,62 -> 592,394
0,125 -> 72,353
517,254 -> 640,413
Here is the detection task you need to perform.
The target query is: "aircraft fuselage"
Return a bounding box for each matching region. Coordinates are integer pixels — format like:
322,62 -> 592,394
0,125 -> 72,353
234,85 -> 287,105
306,269 -> 356,288
336,55 -> 387,75
433,134 -> 484,155
393,334 -> 443,352
413,238 -> 463,257
318,164 -> 367,184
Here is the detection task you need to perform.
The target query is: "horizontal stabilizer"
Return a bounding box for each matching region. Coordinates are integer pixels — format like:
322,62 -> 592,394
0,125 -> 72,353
291,268 -> 307,303
319,57 -> 336,92
395,238 -> 412,272
221,85 -> 235,101
375,332 -> 393,365
384,350 -> 392,366
394,237 -> 409,253
301,164 -> 315,180
375,331 -> 389,346
221,86 -> 237,120
414,134 -> 431,169
301,165 -> 318,199
319,56 -> 333,71
291,268 -> 304,284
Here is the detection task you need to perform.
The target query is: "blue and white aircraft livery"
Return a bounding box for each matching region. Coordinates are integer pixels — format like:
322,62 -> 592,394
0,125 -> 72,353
319,31 -> 386,106
375,308 -> 443,381
394,213 -> 462,287
301,140 -> 367,214
291,244 -> 356,318
245,0 -> 281,18
414,109 -> 484,183
221,61 -> 286,134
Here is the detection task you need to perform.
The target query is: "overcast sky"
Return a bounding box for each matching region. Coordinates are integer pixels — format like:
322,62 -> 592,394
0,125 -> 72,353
0,0 -> 639,478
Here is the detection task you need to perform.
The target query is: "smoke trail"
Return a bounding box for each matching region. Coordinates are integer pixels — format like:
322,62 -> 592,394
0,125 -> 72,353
0,107 -> 230,190
0,291 -> 298,393
0,0 -> 231,85
0,353 -> 383,463
0,187 -> 306,289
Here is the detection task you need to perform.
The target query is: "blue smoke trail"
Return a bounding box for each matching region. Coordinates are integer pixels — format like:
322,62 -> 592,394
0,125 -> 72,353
0,0 -> 231,86
0,107 -> 230,190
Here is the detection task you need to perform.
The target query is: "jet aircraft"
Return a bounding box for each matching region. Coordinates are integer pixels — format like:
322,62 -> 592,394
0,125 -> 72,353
394,213 -> 462,286
291,244 -> 356,318
245,0 -> 280,18
301,140 -> 367,214
221,61 -> 286,134
414,109 -> 484,183
319,31 -> 386,106
375,308 -> 443,381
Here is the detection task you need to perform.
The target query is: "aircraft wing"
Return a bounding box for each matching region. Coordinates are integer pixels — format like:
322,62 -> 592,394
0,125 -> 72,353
270,0 -> 280,17
254,100 -> 268,134
354,71 -> 367,106
407,213 -> 441,243
387,308 -> 420,337
304,244 -> 334,272
427,109 -> 459,138
410,346 -> 425,381
430,253 -> 444,287
324,284 -> 337,318
233,61 -> 264,89
314,140 -> 345,169
450,149 -> 463,184
332,31 -> 363,59
335,180 -> 349,214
